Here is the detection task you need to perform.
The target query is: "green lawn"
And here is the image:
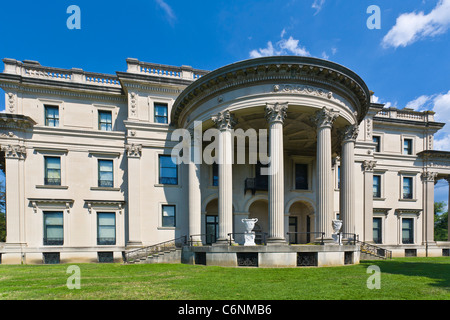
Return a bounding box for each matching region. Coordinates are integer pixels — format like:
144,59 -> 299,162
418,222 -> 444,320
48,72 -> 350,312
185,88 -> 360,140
0,257 -> 449,300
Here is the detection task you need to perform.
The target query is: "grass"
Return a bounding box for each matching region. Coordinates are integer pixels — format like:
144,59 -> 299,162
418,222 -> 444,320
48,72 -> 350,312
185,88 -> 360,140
0,257 -> 448,300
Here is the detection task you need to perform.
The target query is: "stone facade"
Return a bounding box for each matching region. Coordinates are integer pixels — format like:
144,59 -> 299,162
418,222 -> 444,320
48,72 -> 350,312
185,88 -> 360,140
0,56 -> 449,265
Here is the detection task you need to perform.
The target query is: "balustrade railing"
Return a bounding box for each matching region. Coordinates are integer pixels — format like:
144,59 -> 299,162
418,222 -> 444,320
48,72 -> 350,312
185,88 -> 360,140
287,232 -> 325,245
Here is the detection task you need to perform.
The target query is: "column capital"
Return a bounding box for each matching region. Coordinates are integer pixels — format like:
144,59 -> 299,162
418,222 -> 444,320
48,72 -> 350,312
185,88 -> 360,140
265,102 -> 288,124
212,110 -> 237,131
421,171 -> 438,182
362,160 -> 377,172
313,106 -> 339,129
126,143 -> 142,158
1,144 -> 26,159
339,124 -> 359,143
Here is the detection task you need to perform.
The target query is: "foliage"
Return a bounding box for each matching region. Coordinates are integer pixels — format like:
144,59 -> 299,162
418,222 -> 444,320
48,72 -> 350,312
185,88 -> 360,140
435,201 -> 448,241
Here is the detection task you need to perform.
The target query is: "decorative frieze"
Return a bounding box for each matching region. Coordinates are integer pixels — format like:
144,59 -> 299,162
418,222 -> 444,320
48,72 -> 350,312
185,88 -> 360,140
7,92 -> 16,113
126,143 -> 142,158
212,110 -> 237,131
265,102 -> 288,124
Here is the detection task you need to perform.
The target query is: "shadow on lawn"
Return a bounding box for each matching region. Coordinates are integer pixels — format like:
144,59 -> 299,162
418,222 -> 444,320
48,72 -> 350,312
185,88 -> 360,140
360,259 -> 450,291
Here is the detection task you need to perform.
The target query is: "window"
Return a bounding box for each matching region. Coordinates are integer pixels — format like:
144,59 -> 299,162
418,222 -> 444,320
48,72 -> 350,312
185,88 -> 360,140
373,175 -> 381,198
373,136 -> 380,152
44,156 -> 61,186
43,212 -> 64,246
162,205 -> 176,227
403,139 -> 413,155
402,218 -> 414,244
98,160 -> 114,188
43,252 -> 60,264
337,166 -> 341,189
206,215 -> 219,244
45,105 -> 59,127
295,164 -> 308,190
159,155 -> 178,185
403,177 -> 413,199
98,252 -> 114,263
154,103 -> 169,124
212,163 -> 219,187
98,110 -> 112,131
373,217 -> 382,244
97,213 -> 116,245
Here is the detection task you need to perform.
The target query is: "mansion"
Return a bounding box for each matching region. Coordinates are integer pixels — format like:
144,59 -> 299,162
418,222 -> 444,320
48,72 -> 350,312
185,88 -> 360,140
0,56 -> 449,266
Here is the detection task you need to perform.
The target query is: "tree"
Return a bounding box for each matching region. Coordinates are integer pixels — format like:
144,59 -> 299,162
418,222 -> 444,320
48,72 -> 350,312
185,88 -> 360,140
435,201 -> 448,241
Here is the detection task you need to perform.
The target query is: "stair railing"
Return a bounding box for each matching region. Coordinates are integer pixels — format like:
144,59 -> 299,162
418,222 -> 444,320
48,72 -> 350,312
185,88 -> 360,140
123,236 -> 187,263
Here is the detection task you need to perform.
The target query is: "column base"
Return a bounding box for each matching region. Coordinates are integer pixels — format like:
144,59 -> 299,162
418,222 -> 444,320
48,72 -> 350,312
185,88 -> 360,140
266,238 -> 287,245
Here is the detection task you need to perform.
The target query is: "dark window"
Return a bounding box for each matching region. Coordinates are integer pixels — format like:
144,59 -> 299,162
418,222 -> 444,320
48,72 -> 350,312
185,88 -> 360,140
402,218 -> 414,244
162,205 -> 176,228
373,217 -> 382,244
212,163 -> 219,187
154,103 -> 169,124
43,212 -> 64,246
206,215 -> 219,244
373,136 -> 380,152
403,177 -> 413,199
43,252 -> 60,264
403,139 -> 413,155
159,155 -> 178,185
97,212 -> 116,245
98,160 -> 114,188
337,166 -> 341,189
295,164 -> 308,190
44,156 -> 61,186
373,175 -> 381,198
98,252 -> 114,263
99,110 -> 112,131
45,105 -> 59,127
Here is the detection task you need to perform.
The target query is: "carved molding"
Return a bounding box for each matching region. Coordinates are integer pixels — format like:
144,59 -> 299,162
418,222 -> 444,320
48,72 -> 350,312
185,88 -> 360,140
130,92 -> 137,117
7,92 -> 16,113
265,102 -> 288,124
126,143 -> 142,158
212,110 -> 237,131
313,106 -> 339,129
1,144 -> 27,159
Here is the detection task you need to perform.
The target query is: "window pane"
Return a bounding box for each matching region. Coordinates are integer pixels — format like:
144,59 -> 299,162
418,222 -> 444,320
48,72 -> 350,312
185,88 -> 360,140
44,212 -> 63,245
159,155 -> 178,185
295,164 -> 308,190
45,106 -> 59,127
402,218 -> 413,243
373,136 -> 380,152
155,104 -> 168,124
403,177 -> 413,199
98,213 -> 116,245
373,176 -> 381,197
45,157 -> 61,169
373,218 -> 382,244
99,111 -> 112,131
162,205 -> 176,227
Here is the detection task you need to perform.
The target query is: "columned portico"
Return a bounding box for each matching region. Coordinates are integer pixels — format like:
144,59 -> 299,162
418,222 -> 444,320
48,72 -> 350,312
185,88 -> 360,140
265,102 -> 288,244
212,111 -> 237,244
314,107 -> 339,239
422,171 -> 438,247
339,125 -> 359,235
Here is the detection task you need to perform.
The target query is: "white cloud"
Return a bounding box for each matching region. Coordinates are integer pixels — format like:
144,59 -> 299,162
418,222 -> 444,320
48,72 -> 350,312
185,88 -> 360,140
312,0 -> 325,15
280,28 -> 287,38
249,36 -> 310,58
155,0 -> 176,25
382,0 -> 450,48
405,95 -> 433,111
321,52 -> 329,60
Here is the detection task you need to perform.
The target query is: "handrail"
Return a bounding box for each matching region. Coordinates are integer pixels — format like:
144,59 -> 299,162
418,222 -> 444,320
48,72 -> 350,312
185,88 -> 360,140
356,239 -> 392,259
124,236 -> 187,263
287,232 -> 325,245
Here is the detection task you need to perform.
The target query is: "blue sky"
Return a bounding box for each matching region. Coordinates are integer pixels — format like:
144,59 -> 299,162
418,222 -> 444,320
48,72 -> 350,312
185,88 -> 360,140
0,0 -> 449,207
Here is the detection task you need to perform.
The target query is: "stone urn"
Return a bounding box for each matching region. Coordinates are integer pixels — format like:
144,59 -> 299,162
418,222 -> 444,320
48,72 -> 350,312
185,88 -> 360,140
242,218 -> 258,246
332,220 -> 343,245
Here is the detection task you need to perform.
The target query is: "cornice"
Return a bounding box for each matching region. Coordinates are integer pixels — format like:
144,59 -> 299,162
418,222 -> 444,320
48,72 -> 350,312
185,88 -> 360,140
172,56 -> 370,127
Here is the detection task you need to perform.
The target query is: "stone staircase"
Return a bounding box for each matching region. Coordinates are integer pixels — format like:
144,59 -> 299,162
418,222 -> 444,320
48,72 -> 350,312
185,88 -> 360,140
124,236 -> 186,264
357,240 -> 392,260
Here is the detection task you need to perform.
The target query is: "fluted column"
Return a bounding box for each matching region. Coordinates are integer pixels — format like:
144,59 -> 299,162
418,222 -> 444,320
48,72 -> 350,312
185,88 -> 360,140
422,171 -> 438,246
188,128 -> 202,245
339,125 -> 359,236
314,107 -> 339,239
212,111 -> 237,244
265,103 -> 288,244
362,160 -> 377,242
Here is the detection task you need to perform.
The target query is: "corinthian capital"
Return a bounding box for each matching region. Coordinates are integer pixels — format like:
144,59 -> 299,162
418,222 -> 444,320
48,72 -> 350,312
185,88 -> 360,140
265,102 -> 288,124
212,110 -> 237,131
1,144 -> 26,159
126,143 -> 142,158
362,160 -> 377,172
339,125 -> 360,143
421,171 -> 438,182
313,106 -> 339,129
